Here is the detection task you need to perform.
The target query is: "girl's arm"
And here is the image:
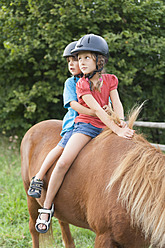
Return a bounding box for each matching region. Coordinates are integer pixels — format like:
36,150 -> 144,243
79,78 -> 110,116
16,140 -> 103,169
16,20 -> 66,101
110,89 -> 124,119
70,100 -> 96,117
110,89 -> 127,127
82,94 -> 134,139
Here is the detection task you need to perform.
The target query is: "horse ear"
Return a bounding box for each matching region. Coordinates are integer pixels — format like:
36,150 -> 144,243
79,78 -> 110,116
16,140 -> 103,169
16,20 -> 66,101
127,101 -> 147,129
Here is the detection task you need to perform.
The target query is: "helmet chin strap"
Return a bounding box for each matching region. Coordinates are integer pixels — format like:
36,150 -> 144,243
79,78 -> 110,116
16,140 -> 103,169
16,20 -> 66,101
74,73 -> 83,82
85,54 -> 103,80
84,55 -> 104,91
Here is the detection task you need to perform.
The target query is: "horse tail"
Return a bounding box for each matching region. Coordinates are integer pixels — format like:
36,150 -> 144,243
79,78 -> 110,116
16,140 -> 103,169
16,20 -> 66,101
39,222 -> 56,247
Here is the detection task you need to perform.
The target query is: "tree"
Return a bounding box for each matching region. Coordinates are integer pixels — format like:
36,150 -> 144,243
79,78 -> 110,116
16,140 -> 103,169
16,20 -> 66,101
0,0 -> 164,143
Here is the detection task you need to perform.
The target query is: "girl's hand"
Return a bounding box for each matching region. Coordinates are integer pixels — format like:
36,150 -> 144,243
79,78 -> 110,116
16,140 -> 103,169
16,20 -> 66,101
103,105 -> 111,115
118,119 -> 127,128
116,126 -> 135,139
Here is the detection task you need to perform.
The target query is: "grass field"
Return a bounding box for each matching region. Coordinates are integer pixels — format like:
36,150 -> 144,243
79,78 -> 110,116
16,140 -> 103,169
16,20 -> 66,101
0,135 -> 95,248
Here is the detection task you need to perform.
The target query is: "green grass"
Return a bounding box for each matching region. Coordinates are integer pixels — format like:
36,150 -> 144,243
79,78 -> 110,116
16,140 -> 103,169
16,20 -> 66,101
0,135 -> 95,248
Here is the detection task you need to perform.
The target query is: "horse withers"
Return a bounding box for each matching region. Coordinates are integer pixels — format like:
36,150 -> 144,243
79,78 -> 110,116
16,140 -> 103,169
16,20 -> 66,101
21,110 -> 165,248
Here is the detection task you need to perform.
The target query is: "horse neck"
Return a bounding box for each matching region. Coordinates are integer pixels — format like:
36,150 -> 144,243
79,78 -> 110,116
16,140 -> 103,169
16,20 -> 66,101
108,134 -> 165,248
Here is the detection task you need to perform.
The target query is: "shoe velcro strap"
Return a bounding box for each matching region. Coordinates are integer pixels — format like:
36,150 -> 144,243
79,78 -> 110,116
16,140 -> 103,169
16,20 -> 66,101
38,208 -> 52,214
31,181 -> 43,187
30,185 -> 42,190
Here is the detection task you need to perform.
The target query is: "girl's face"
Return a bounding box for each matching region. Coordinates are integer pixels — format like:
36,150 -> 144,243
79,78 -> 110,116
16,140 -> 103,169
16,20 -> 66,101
67,56 -> 81,76
78,52 -> 96,75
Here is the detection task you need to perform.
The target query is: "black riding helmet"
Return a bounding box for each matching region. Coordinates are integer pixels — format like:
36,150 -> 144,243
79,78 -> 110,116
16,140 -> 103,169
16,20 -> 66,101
71,34 -> 109,60
71,34 -> 109,80
63,41 -> 78,58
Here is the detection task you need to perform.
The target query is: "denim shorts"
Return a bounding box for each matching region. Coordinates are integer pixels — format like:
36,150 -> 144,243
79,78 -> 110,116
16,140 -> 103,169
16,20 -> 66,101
58,129 -> 73,148
72,122 -> 103,138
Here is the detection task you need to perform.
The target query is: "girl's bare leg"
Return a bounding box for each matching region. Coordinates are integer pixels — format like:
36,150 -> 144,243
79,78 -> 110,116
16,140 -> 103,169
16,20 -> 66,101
38,133 -> 91,230
35,145 -> 64,180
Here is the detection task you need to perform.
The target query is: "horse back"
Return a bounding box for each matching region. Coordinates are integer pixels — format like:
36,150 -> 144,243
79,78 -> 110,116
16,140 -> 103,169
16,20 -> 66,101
21,120 -> 140,238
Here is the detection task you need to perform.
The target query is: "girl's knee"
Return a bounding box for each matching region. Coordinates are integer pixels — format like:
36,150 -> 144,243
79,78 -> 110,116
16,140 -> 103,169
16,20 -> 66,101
56,160 -> 70,173
57,145 -> 64,152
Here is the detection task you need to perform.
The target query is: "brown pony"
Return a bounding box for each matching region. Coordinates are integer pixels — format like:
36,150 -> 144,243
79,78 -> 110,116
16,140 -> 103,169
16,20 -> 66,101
21,106 -> 165,248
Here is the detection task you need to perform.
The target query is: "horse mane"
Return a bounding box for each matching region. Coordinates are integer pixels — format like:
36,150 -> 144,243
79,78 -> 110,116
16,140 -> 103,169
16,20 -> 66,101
106,103 -> 165,248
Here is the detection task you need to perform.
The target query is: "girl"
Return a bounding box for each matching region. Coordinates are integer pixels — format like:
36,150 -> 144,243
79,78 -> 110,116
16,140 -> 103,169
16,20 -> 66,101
35,34 -> 134,233
28,41 -> 96,198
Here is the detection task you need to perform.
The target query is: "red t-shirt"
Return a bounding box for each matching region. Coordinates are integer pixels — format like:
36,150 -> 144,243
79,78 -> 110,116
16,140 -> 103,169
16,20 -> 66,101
75,74 -> 118,128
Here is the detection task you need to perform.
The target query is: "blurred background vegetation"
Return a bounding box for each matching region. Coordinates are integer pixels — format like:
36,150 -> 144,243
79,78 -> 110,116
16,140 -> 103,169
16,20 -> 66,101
0,0 -> 164,143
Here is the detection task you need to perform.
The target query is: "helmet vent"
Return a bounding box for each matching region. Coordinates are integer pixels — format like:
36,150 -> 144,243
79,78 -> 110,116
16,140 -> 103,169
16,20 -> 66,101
88,37 -> 90,43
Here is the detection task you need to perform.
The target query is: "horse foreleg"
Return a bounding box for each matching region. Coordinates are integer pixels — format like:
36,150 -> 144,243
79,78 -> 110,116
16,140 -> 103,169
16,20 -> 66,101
58,220 -> 75,248
95,233 -> 120,248
27,196 -> 40,248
